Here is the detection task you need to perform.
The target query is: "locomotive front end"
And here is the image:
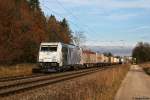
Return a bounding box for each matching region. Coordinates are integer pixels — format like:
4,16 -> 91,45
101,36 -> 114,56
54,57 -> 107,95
38,43 -> 62,72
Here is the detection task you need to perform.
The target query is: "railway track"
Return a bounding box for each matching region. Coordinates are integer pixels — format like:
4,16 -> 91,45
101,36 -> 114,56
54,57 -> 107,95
0,67 -> 107,96
0,74 -> 45,82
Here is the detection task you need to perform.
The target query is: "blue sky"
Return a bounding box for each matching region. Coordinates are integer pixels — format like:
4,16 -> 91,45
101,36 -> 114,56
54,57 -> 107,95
40,0 -> 150,47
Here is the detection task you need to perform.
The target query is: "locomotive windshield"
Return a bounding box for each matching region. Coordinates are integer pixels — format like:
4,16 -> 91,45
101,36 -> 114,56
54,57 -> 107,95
40,45 -> 57,52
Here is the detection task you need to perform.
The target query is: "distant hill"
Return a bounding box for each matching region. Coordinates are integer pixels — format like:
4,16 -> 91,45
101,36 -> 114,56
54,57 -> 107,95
85,46 -> 134,56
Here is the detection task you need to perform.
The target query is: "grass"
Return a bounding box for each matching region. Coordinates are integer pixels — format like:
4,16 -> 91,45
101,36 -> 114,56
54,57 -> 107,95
140,62 -> 150,75
0,63 -> 37,78
45,65 -> 129,100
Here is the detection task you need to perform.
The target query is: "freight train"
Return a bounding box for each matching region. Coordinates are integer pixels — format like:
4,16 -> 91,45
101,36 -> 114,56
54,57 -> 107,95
34,42 -> 122,72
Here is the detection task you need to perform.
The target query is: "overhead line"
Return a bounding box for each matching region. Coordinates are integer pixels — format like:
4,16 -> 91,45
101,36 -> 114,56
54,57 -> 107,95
42,5 -> 83,31
41,0 -> 93,39
54,0 -> 98,34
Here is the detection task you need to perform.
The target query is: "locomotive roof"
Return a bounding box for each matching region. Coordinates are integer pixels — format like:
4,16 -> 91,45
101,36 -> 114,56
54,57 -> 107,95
41,42 -> 60,45
40,42 -> 79,47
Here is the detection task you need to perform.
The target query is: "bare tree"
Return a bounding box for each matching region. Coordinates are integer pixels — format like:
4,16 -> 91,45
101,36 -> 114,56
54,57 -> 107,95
72,31 -> 86,47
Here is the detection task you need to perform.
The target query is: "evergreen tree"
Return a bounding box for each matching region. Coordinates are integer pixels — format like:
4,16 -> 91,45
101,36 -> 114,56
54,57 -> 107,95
103,52 -> 113,57
47,15 -> 62,42
28,0 -> 40,11
61,18 -> 68,28
60,18 -> 72,43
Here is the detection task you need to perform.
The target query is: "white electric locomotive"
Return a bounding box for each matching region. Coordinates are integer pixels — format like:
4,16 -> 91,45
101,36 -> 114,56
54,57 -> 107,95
38,42 -> 82,72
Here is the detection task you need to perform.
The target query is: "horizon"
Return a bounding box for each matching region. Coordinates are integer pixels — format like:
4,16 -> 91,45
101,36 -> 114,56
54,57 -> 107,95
84,45 -> 133,56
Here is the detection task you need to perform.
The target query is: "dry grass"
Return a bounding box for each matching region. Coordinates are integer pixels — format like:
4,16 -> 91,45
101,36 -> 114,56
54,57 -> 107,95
1,64 -> 129,100
0,64 -> 37,78
45,65 -> 129,100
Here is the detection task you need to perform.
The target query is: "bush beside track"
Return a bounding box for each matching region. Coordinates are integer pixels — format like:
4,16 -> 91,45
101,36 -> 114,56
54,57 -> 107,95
0,64 -> 37,78
143,68 -> 150,75
140,62 -> 150,75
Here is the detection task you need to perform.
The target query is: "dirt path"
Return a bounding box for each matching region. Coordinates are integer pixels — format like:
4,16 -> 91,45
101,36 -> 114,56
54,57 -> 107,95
115,65 -> 150,100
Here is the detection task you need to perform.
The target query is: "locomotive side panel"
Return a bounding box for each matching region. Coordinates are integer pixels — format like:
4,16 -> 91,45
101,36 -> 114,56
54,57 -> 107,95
68,46 -> 81,65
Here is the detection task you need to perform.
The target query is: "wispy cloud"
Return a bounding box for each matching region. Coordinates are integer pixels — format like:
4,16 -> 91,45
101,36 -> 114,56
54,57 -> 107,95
106,0 -> 150,9
44,0 -> 149,21
127,26 -> 150,33
106,13 -> 138,20
60,0 -> 150,9
84,40 -> 136,47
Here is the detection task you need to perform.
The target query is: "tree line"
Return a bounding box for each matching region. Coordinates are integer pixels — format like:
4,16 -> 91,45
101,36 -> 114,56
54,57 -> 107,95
0,0 -> 72,64
132,42 -> 150,63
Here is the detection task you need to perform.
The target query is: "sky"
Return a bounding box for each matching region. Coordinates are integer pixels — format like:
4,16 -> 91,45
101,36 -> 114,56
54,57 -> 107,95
40,0 -> 150,47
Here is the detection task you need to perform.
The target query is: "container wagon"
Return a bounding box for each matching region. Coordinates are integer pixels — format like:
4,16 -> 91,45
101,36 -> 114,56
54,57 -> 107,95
82,50 -> 96,67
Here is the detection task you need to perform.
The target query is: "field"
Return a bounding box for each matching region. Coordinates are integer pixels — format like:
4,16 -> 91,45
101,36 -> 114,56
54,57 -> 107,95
0,64 -> 37,78
1,64 -> 129,100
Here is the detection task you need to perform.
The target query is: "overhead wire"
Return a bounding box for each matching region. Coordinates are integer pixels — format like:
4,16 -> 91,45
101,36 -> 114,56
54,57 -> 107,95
40,0 -> 125,46
42,5 -> 82,31
41,0 -> 97,37
55,0 -> 98,34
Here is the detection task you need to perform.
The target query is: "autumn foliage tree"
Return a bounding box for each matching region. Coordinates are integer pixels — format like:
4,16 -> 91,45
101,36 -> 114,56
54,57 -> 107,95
47,15 -> 72,43
0,0 -> 72,64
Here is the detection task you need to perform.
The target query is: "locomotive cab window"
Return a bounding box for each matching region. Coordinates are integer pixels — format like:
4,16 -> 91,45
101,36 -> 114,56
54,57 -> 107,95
40,46 -> 57,52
